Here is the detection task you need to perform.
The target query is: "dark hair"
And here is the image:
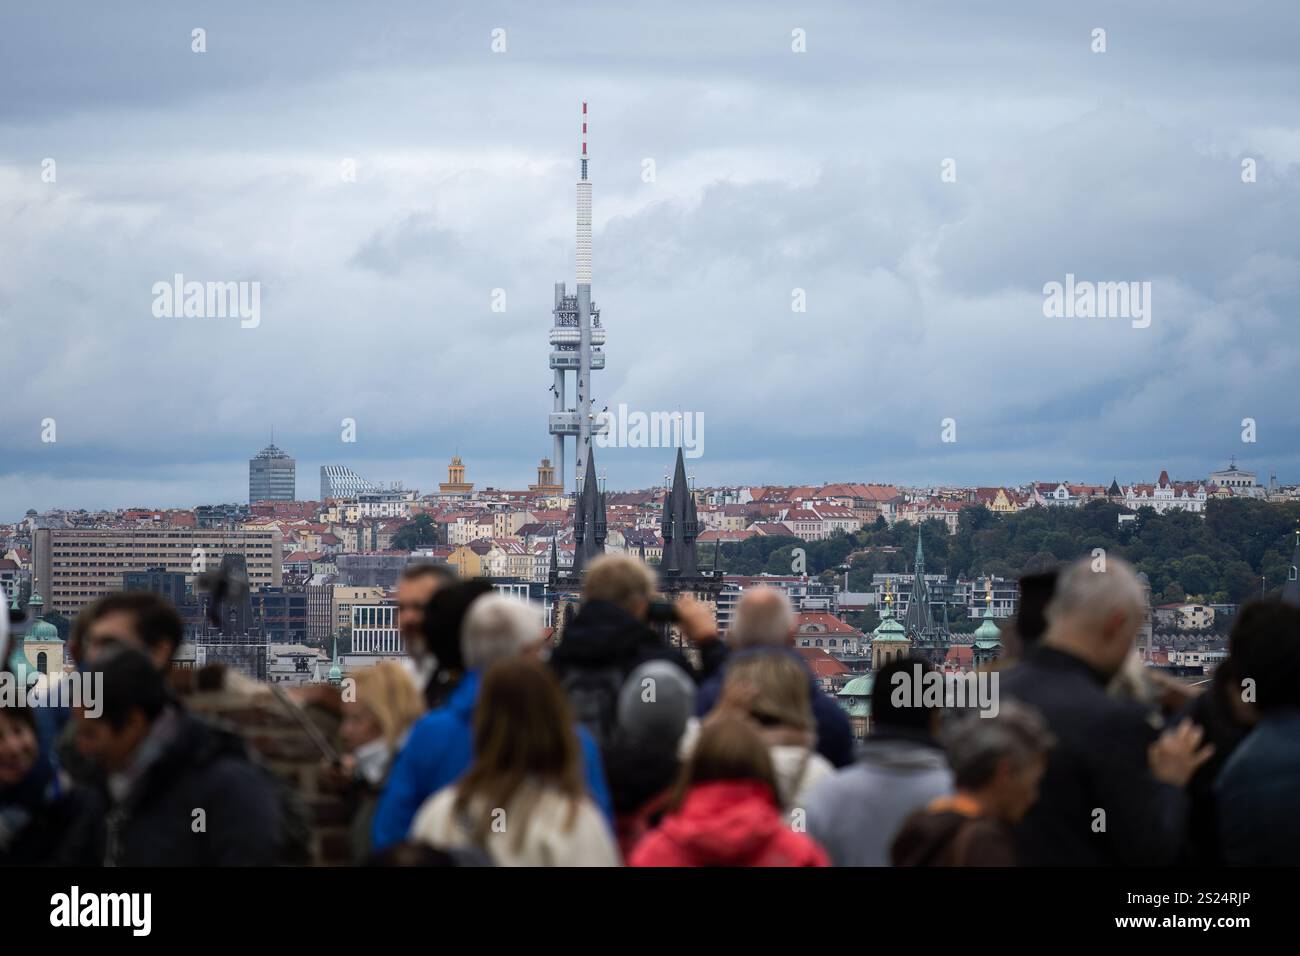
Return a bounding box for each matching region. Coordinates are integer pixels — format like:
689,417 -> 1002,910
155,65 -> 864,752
0,699 -> 37,734
93,648 -> 168,730
1014,569 -> 1059,648
71,591 -> 183,662
401,562 -> 456,585
872,657 -> 942,734
1229,598 -> 1300,713
422,579 -> 494,677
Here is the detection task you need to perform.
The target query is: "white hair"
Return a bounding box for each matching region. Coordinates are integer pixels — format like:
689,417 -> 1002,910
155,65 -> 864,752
460,594 -> 543,672
731,587 -> 796,648
1047,556 -> 1147,631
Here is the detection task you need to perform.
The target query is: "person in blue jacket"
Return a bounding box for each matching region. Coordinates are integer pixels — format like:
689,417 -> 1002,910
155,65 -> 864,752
373,592 -> 612,851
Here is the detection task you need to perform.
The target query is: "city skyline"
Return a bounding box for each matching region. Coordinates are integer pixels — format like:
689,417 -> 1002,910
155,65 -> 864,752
4,1 -> 1299,515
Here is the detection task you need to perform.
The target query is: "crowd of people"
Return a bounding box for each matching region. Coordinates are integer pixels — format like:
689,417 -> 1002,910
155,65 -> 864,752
2,551 -> 1298,867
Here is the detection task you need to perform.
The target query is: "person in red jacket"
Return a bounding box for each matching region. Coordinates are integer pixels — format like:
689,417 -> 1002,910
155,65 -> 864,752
629,715 -> 828,867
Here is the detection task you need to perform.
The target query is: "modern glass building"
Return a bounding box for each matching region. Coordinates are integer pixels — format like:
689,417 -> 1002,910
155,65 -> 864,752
249,443 -> 296,502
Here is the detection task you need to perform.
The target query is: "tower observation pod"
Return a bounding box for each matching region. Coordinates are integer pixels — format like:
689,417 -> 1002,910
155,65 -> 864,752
548,101 -> 607,492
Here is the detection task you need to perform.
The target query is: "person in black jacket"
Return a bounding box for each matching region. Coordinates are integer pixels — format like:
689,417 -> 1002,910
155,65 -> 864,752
68,648 -> 284,866
1000,556 -> 1213,866
549,555 -> 723,747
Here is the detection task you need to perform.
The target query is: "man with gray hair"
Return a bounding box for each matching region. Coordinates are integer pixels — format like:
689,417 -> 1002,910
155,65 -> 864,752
371,593 -> 612,851
693,587 -> 854,767
1000,556 -> 1212,865
460,593 -> 544,672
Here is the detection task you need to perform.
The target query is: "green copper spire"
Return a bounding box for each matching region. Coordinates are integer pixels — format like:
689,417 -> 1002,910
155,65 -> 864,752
328,633 -> 342,684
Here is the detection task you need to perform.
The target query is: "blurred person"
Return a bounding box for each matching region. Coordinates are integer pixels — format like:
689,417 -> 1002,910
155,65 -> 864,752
998,569 -> 1057,663
57,592 -> 188,785
323,661 -> 425,864
891,701 -> 1054,867
70,648 -> 284,865
410,659 -> 619,866
1179,652 -> 1254,865
804,657 -> 953,866
0,702 -> 93,865
693,586 -> 854,767
549,554 -> 723,748
1215,598 -> 1300,865
70,591 -> 184,671
713,653 -> 835,819
628,715 -> 828,867
419,578 -> 492,710
1000,557 -> 1213,866
371,593 -> 612,851
603,660 -> 696,858
395,563 -> 457,708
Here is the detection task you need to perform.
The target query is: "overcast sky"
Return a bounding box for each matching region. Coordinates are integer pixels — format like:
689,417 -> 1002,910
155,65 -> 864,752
1,1 -> 1298,518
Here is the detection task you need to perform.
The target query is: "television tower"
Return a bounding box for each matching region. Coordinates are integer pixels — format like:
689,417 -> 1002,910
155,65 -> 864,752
547,101 -> 606,492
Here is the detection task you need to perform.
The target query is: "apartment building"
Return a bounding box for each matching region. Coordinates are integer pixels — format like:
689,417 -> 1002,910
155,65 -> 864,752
34,528 -> 282,617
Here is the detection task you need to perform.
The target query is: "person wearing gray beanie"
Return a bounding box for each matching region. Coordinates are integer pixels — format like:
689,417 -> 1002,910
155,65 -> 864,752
605,660 -> 697,859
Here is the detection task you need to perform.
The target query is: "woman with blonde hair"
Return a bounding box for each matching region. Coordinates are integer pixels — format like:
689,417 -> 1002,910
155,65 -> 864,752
410,659 -> 619,866
331,661 -> 424,862
716,653 -> 836,819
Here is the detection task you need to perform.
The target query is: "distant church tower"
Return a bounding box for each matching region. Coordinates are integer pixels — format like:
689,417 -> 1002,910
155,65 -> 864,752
529,457 -> 564,496
439,456 -> 474,496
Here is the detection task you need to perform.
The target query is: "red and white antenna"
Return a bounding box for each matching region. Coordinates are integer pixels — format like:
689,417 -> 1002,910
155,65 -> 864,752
576,100 -> 592,284
580,101 -> 589,180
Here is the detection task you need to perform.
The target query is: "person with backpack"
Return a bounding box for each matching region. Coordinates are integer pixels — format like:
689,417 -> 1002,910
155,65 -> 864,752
371,594 -> 612,852
66,648 -> 286,866
549,555 -> 724,750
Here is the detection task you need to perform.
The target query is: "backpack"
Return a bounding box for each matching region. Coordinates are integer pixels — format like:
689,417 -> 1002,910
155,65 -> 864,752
560,664 -> 626,750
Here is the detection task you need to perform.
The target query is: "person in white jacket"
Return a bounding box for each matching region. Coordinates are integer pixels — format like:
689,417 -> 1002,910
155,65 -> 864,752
720,653 -> 835,821
410,652 -> 619,867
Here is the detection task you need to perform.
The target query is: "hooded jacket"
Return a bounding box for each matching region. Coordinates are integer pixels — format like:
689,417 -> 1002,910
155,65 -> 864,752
628,780 -> 828,867
804,729 -> 953,867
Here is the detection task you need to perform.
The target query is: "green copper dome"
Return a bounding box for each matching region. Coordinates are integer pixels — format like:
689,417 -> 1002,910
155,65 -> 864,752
871,607 -> 909,644
838,674 -> 874,718
27,619 -> 61,643
839,673 -> 875,697
973,605 -> 1001,648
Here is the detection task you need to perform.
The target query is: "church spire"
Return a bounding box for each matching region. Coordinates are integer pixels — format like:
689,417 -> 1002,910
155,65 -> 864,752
1284,526 -> 1300,608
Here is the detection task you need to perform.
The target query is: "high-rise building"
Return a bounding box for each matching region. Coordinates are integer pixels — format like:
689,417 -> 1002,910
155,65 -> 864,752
548,102 -> 607,492
249,443 -> 296,502
320,464 -> 375,500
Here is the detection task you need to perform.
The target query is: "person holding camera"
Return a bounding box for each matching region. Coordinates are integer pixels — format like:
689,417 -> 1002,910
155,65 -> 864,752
548,555 -> 724,750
